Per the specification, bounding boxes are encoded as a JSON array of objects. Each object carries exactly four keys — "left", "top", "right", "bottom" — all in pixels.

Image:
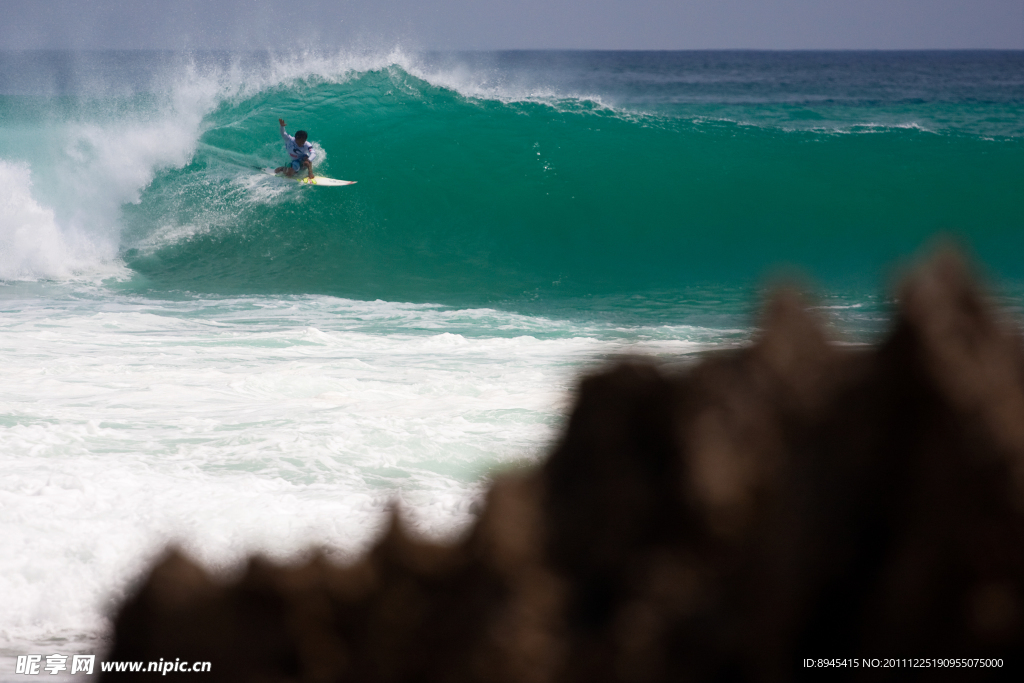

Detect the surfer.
[{"left": 275, "top": 118, "right": 316, "bottom": 180}]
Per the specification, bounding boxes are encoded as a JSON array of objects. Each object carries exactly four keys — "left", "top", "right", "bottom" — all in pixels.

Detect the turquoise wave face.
[{"left": 120, "top": 65, "right": 1024, "bottom": 305}]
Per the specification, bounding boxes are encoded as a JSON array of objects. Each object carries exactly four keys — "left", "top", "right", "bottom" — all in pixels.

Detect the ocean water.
[{"left": 1, "top": 49, "right": 1022, "bottom": 674}]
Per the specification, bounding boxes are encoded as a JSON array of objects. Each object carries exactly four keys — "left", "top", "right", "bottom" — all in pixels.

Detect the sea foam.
[{"left": 0, "top": 288, "right": 717, "bottom": 662}]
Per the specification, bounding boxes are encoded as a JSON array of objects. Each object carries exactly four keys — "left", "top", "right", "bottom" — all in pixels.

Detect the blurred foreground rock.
[{"left": 103, "top": 253, "right": 1024, "bottom": 681}]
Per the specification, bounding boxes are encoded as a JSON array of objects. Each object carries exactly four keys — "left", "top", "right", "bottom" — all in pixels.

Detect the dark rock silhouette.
[{"left": 102, "top": 252, "right": 1024, "bottom": 681}]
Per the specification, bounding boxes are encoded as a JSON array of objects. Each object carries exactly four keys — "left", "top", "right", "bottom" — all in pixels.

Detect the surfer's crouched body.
[{"left": 275, "top": 118, "right": 316, "bottom": 180}]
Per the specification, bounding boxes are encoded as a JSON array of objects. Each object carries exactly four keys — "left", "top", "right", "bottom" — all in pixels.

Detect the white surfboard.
[{"left": 261, "top": 168, "right": 356, "bottom": 187}]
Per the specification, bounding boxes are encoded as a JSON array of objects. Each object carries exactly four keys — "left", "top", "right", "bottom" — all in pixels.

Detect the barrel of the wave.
[{"left": 123, "top": 56, "right": 1024, "bottom": 305}]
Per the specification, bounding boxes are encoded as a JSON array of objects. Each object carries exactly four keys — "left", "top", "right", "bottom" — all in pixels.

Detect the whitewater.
[{"left": 0, "top": 49, "right": 1022, "bottom": 676}]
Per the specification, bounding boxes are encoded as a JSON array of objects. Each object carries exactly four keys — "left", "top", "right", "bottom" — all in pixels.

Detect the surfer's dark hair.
[{"left": 295, "top": 130, "right": 308, "bottom": 141}]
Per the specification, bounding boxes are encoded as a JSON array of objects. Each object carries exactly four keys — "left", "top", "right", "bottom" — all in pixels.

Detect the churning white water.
[{"left": 0, "top": 281, "right": 728, "bottom": 676}]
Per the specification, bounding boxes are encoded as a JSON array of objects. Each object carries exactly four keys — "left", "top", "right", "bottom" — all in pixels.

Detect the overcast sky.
[{"left": 1, "top": 0, "right": 1021, "bottom": 50}]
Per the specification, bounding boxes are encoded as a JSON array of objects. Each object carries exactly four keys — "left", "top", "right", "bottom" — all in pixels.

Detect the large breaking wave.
[{"left": 3, "top": 51, "right": 1022, "bottom": 304}]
